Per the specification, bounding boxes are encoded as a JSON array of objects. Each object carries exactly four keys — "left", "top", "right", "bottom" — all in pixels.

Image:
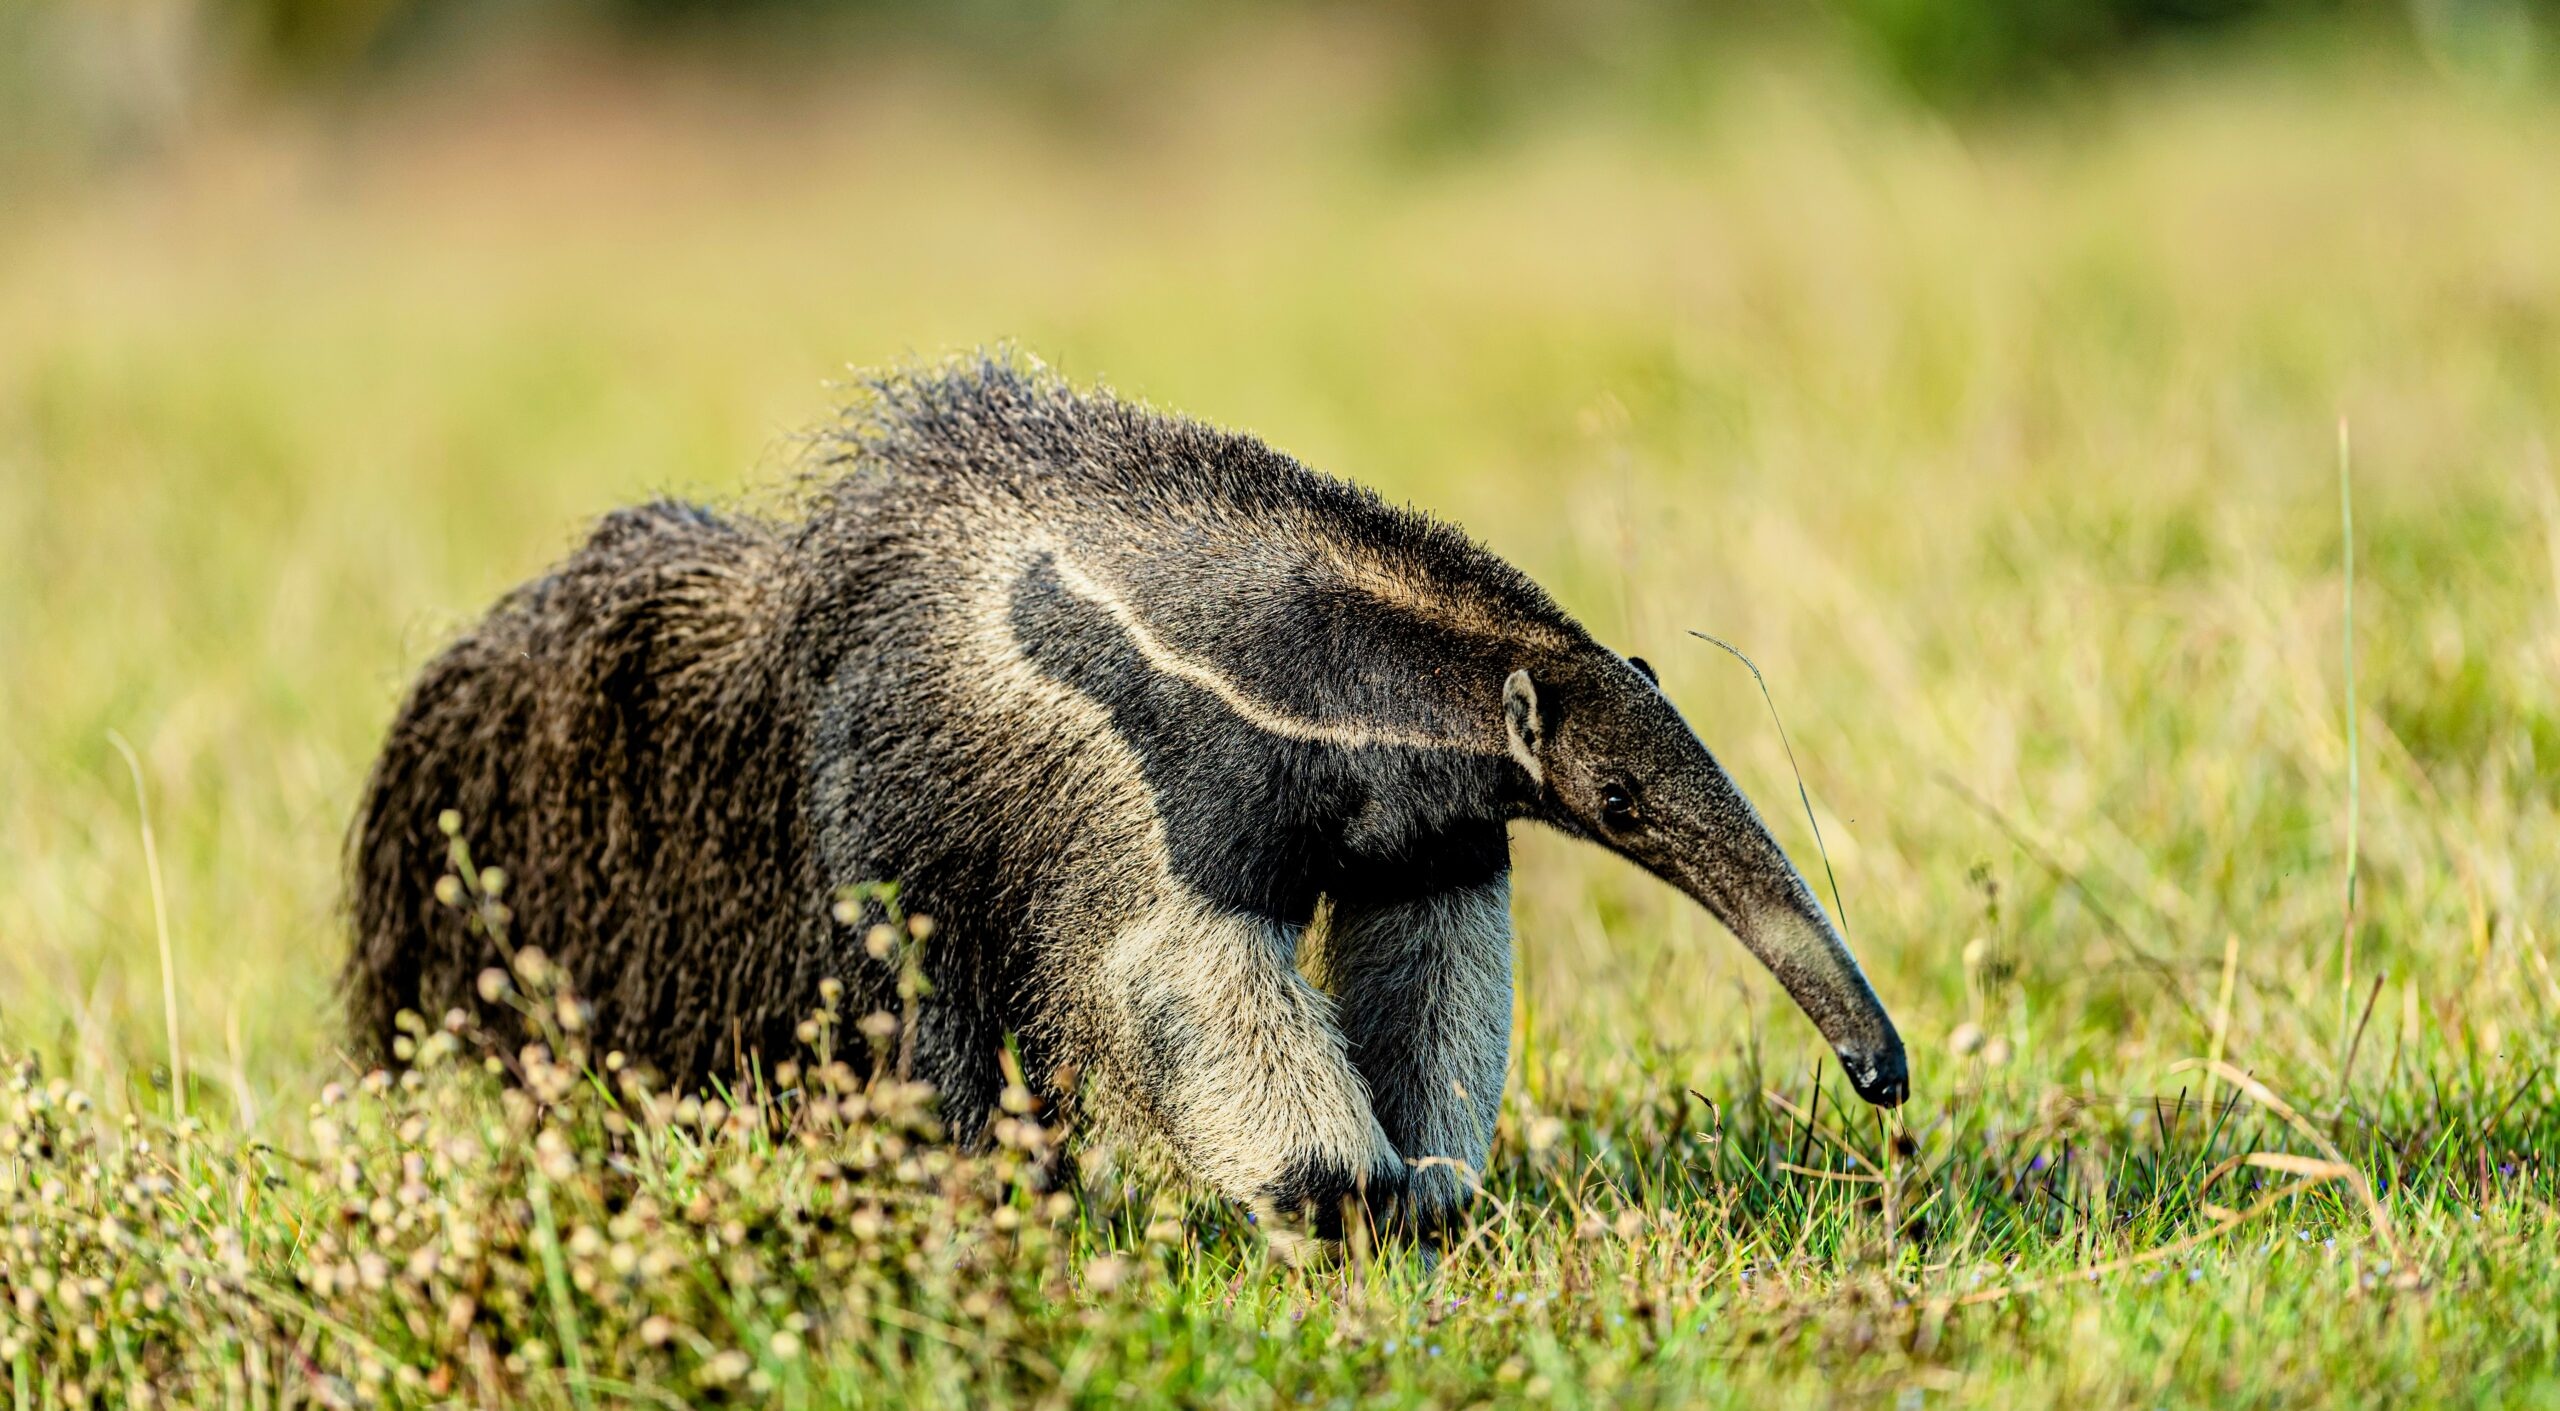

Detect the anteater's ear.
[
  {"left": 1627, "top": 656, "right": 1658, "bottom": 686},
  {"left": 1503, "top": 669, "right": 1545, "bottom": 787}
]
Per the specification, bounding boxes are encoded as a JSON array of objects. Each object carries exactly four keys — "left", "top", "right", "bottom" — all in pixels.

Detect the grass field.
[{"left": 4, "top": 31, "right": 2559, "bottom": 1407}]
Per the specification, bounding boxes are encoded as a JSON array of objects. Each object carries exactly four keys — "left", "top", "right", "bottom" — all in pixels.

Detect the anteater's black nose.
[{"left": 1841, "top": 1043, "right": 1910, "bottom": 1108}]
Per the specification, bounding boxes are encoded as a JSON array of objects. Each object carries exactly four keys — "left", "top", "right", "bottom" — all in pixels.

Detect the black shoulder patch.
[{"left": 1009, "top": 554, "right": 1507, "bottom": 922}]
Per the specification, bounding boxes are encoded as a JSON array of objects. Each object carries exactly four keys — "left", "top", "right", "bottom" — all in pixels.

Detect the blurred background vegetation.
[{"left": 5, "top": 0, "right": 2558, "bottom": 186}]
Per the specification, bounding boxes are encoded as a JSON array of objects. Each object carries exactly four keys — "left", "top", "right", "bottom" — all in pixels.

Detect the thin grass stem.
[
  {"left": 107, "top": 731, "right": 184, "bottom": 1120},
  {"left": 2338, "top": 417, "right": 2362, "bottom": 1061},
  {"left": 1687, "top": 631, "right": 1848, "bottom": 935}
]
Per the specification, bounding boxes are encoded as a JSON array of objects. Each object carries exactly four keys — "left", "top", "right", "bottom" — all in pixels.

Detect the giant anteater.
[{"left": 348, "top": 358, "right": 1907, "bottom": 1243}]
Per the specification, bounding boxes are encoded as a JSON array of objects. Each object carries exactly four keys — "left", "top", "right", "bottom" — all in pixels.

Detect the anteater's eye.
[{"left": 1599, "top": 783, "right": 1641, "bottom": 831}]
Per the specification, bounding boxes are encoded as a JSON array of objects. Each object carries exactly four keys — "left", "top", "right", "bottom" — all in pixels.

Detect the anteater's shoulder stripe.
[{"left": 1045, "top": 555, "right": 1501, "bottom": 755}]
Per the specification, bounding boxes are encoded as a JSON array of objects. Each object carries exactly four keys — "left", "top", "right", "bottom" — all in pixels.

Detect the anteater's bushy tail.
[{"left": 343, "top": 501, "right": 836, "bottom": 1083}]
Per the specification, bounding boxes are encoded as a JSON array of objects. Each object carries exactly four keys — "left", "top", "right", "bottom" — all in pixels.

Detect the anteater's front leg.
[
  {"left": 1101, "top": 894, "right": 1405, "bottom": 1249},
  {"left": 1304, "top": 876, "right": 1514, "bottom": 1240}
]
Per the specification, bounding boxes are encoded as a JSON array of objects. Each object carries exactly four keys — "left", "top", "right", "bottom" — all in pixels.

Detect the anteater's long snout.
[{"left": 1696, "top": 889, "right": 1908, "bottom": 1108}]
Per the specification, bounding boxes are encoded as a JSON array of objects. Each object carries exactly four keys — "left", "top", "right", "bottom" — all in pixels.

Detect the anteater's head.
[{"left": 1501, "top": 653, "right": 1908, "bottom": 1106}]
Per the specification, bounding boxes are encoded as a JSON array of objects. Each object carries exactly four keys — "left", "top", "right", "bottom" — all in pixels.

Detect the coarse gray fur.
[{"left": 346, "top": 356, "right": 1907, "bottom": 1245}]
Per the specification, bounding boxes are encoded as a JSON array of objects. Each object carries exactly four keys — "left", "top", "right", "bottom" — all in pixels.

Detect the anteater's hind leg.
[
  {"left": 906, "top": 991, "right": 1005, "bottom": 1147},
  {"left": 1304, "top": 876, "right": 1513, "bottom": 1240},
  {"left": 1093, "top": 892, "right": 1405, "bottom": 1253}
]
